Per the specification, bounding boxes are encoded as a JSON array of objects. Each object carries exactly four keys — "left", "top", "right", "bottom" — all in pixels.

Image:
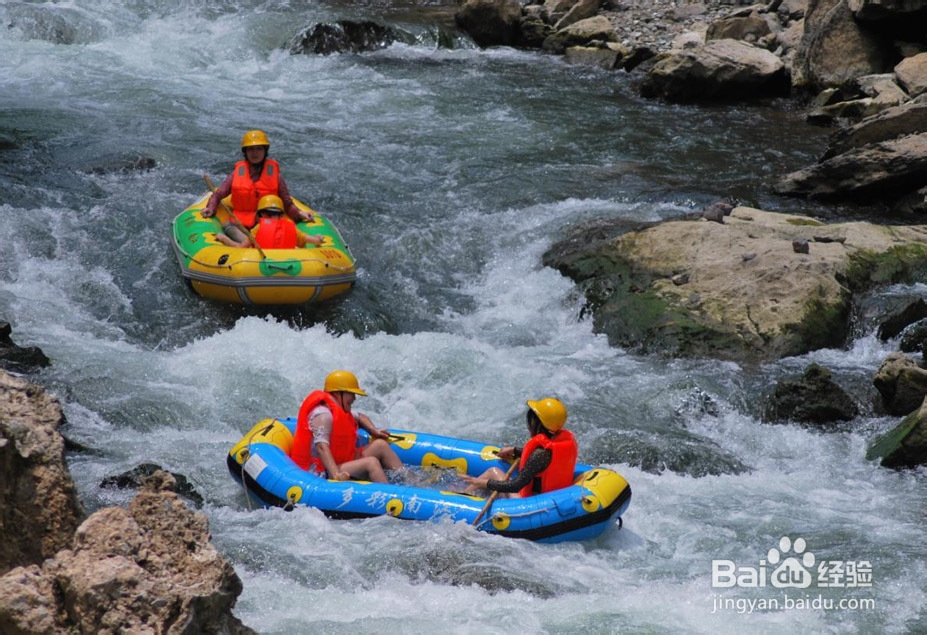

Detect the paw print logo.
[{"left": 768, "top": 536, "right": 815, "bottom": 589}]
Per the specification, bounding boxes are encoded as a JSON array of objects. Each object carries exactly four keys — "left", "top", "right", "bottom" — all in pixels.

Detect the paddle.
[
  {"left": 202, "top": 174, "right": 266, "bottom": 259},
  {"left": 472, "top": 460, "right": 518, "bottom": 527}
]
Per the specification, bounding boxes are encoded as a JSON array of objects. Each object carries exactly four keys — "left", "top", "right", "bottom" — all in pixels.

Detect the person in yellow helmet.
[
  {"left": 460, "top": 398, "right": 578, "bottom": 498},
  {"left": 217, "top": 195, "right": 326, "bottom": 249},
  {"left": 290, "top": 370, "right": 402, "bottom": 483},
  {"left": 203, "top": 129, "right": 315, "bottom": 247}
]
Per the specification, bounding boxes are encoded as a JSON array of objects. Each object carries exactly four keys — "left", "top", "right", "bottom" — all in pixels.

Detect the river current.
[{"left": 2, "top": 1, "right": 925, "bottom": 633}]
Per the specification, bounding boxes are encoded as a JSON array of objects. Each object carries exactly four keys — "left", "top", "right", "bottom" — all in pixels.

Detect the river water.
[{"left": 2, "top": 1, "right": 925, "bottom": 633}]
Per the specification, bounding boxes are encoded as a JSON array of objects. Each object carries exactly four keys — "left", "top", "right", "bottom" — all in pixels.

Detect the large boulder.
[
  {"left": 872, "top": 352, "right": 927, "bottom": 415},
  {"left": 0, "top": 366, "right": 254, "bottom": 633},
  {"left": 805, "top": 73, "right": 910, "bottom": 126},
  {"left": 792, "top": 0, "right": 892, "bottom": 95},
  {"left": 639, "top": 39, "right": 789, "bottom": 102},
  {"left": 0, "top": 371, "right": 82, "bottom": 576},
  {"left": 542, "top": 15, "right": 618, "bottom": 54},
  {"left": 894, "top": 52, "right": 927, "bottom": 99},
  {"left": 543, "top": 206, "right": 927, "bottom": 362},
  {"left": 705, "top": 14, "right": 773, "bottom": 43},
  {"left": 774, "top": 131, "right": 927, "bottom": 201},
  {"left": 455, "top": 0, "right": 523, "bottom": 48},
  {"left": 553, "top": 0, "right": 603, "bottom": 31}
]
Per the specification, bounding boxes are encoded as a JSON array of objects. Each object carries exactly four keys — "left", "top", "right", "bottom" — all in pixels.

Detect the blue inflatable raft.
[{"left": 227, "top": 417, "right": 631, "bottom": 543}]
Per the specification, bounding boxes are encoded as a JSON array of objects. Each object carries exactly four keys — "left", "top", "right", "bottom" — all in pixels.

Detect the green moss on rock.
[
  {"left": 867, "top": 405, "right": 927, "bottom": 468},
  {"left": 844, "top": 244, "right": 927, "bottom": 291}
]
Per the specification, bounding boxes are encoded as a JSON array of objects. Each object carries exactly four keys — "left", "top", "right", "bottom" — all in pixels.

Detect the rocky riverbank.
[
  {"left": 291, "top": 1, "right": 927, "bottom": 215},
  {"left": 452, "top": 0, "right": 927, "bottom": 215},
  {"left": 0, "top": 364, "right": 253, "bottom": 634}
]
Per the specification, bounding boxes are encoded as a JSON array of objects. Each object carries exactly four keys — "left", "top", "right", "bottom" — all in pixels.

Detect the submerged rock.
[
  {"left": 82, "top": 153, "right": 157, "bottom": 175},
  {"left": 100, "top": 462, "right": 204, "bottom": 508},
  {"left": 289, "top": 20, "right": 401, "bottom": 55},
  {"left": 764, "top": 363, "right": 859, "bottom": 425},
  {"left": 0, "top": 321, "right": 50, "bottom": 374}
]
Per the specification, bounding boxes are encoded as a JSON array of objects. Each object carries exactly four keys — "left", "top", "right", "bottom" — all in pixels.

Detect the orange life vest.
[
  {"left": 518, "top": 429, "right": 578, "bottom": 497},
  {"left": 253, "top": 216, "right": 298, "bottom": 249},
  {"left": 290, "top": 390, "right": 358, "bottom": 472},
  {"left": 230, "top": 158, "right": 280, "bottom": 228}
]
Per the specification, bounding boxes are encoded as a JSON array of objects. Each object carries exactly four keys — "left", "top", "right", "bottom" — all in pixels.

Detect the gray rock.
[{"left": 763, "top": 362, "right": 860, "bottom": 425}]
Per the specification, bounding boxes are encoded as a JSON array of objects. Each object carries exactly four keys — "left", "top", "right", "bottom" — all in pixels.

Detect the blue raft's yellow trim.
[{"left": 227, "top": 417, "right": 631, "bottom": 543}]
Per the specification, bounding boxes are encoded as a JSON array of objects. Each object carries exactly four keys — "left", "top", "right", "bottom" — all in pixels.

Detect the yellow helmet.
[
  {"left": 324, "top": 370, "right": 367, "bottom": 396},
  {"left": 526, "top": 397, "right": 567, "bottom": 432},
  {"left": 257, "top": 194, "right": 284, "bottom": 214},
  {"left": 241, "top": 129, "right": 270, "bottom": 149}
]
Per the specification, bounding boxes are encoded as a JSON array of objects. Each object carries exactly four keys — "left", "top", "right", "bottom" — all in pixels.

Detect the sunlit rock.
[
  {"left": 544, "top": 207, "right": 927, "bottom": 362},
  {"left": 0, "top": 370, "right": 81, "bottom": 576},
  {"left": 873, "top": 352, "right": 927, "bottom": 415},
  {"left": 0, "top": 470, "right": 254, "bottom": 634},
  {"left": 0, "top": 366, "right": 253, "bottom": 633},
  {"left": 639, "top": 39, "right": 788, "bottom": 102}
]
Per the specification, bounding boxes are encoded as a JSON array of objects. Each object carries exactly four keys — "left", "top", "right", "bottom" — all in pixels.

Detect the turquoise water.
[{"left": 1, "top": 1, "right": 923, "bottom": 632}]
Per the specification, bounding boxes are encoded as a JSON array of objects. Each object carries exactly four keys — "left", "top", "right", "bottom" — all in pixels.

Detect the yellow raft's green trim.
[{"left": 171, "top": 193, "right": 357, "bottom": 305}]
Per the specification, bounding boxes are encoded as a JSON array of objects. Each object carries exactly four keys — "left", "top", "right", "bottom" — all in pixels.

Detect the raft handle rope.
[
  {"left": 283, "top": 492, "right": 298, "bottom": 512},
  {"left": 238, "top": 419, "right": 281, "bottom": 512},
  {"left": 472, "top": 501, "right": 578, "bottom": 530},
  {"left": 174, "top": 241, "right": 356, "bottom": 272},
  {"left": 473, "top": 490, "right": 626, "bottom": 530},
  {"left": 238, "top": 452, "right": 252, "bottom": 512}
]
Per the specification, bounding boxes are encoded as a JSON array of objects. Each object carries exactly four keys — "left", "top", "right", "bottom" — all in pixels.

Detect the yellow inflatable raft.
[{"left": 170, "top": 193, "right": 356, "bottom": 305}]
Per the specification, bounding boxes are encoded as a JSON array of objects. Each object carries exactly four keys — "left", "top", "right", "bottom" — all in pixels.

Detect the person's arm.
[
  {"left": 486, "top": 447, "right": 551, "bottom": 494},
  {"left": 203, "top": 174, "right": 233, "bottom": 217},
  {"left": 315, "top": 442, "right": 349, "bottom": 481},
  {"left": 356, "top": 412, "right": 389, "bottom": 440},
  {"left": 277, "top": 174, "right": 313, "bottom": 222},
  {"left": 296, "top": 230, "right": 323, "bottom": 248}
]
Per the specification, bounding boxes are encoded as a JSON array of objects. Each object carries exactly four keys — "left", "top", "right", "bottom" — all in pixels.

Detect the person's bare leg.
[
  {"left": 217, "top": 224, "right": 250, "bottom": 248},
  {"left": 362, "top": 439, "right": 402, "bottom": 470},
  {"left": 341, "top": 456, "right": 388, "bottom": 483},
  {"left": 215, "top": 233, "right": 245, "bottom": 247},
  {"left": 463, "top": 467, "right": 506, "bottom": 494}
]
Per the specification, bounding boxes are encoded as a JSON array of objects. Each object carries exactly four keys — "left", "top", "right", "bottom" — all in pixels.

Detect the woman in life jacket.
[
  {"left": 290, "top": 370, "right": 402, "bottom": 483},
  {"left": 220, "top": 195, "right": 325, "bottom": 249},
  {"left": 202, "top": 129, "right": 314, "bottom": 247},
  {"left": 460, "top": 397, "right": 578, "bottom": 498}
]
